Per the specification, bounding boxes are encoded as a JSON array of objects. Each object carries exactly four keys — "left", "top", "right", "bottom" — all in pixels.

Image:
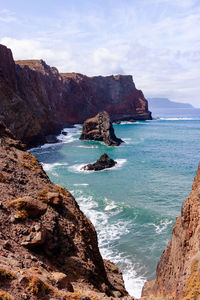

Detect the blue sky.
[{"left": 0, "top": 0, "right": 200, "bottom": 107}]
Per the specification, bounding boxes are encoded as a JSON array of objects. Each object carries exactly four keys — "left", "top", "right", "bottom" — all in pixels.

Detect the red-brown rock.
[
  {"left": 0, "top": 44, "right": 151, "bottom": 148},
  {"left": 0, "top": 122, "right": 133, "bottom": 299},
  {"left": 142, "top": 164, "right": 200, "bottom": 300}
]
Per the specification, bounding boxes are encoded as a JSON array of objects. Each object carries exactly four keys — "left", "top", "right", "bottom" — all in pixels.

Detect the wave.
[
  {"left": 73, "top": 183, "right": 89, "bottom": 186},
  {"left": 68, "top": 158, "right": 127, "bottom": 173},
  {"left": 159, "top": 117, "right": 195, "bottom": 121},
  {"left": 150, "top": 219, "right": 173, "bottom": 234},
  {"left": 77, "top": 145, "right": 99, "bottom": 149},
  {"left": 72, "top": 191, "right": 145, "bottom": 298},
  {"left": 56, "top": 124, "right": 82, "bottom": 144},
  {"left": 114, "top": 158, "right": 127, "bottom": 169},
  {"left": 30, "top": 124, "right": 82, "bottom": 151},
  {"left": 118, "top": 121, "right": 139, "bottom": 125},
  {"left": 42, "top": 162, "right": 68, "bottom": 172}
]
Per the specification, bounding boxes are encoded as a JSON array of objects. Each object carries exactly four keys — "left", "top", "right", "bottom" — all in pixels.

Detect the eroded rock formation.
[
  {"left": 82, "top": 153, "right": 117, "bottom": 171},
  {"left": 0, "top": 44, "right": 151, "bottom": 147},
  {"left": 80, "top": 111, "right": 123, "bottom": 146},
  {"left": 0, "top": 122, "right": 134, "bottom": 299},
  {"left": 141, "top": 164, "right": 200, "bottom": 300}
]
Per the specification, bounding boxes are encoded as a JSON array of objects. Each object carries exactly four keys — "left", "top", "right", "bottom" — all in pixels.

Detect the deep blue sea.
[{"left": 31, "top": 107, "right": 200, "bottom": 298}]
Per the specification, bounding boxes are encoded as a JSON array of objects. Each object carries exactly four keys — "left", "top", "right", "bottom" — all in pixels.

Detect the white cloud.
[
  {"left": 1, "top": 1, "right": 200, "bottom": 107},
  {"left": 0, "top": 9, "right": 16, "bottom": 23}
]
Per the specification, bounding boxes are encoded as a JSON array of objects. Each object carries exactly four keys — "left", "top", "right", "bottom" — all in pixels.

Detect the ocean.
[{"left": 31, "top": 108, "right": 200, "bottom": 298}]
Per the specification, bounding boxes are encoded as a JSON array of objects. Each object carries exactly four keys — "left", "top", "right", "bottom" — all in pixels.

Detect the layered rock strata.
[
  {"left": 82, "top": 153, "right": 117, "bottom": 171},
  {"left": 0, "top": 122, "right": 133, "bottom": 299},
  {"left": 142, "top": 164, "right": 200, "bottom": 300},
  {"left": 80, "top": 111, "right": 123, "bottom": 146},
  {"left": 0, "top": 44, "right": 151, "bottom": 147}
]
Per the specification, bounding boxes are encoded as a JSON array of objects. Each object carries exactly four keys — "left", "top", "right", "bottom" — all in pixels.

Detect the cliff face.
[
  {"left": 142, "top": 164, "right": 200, "bottom": 300},
  {"left": 0, "top": 44, "right": 151, "bottom": 147},
  {"left": 0, "top": 122, "right": 133, "bottom": 299}
]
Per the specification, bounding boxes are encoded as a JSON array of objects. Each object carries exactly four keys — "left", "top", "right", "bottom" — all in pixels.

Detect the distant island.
[
  {"left": 148, "top": 98, "right": 194, "bottom": 109},
  {"left": 147, "top": 97, "right": 200, "bottom": 119}
]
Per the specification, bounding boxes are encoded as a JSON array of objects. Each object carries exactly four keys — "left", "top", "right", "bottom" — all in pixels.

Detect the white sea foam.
[
  {"left": 154, "top": 220, "right": 172, "bottom": 234},
  {"left": 56, "top": 124, "right": 81, "bottom": 144},
  {"left": 119, "top": 121, "right": 139, "bottom": 125},
  {"left": 149, "top": 219, "right": 173, "bottom": 234},
  {"left": 73, "top": 183, "right": 89, "bottom": 186},
  {"left": 71, "top": 191, "right": 144, "bottom": 297},
  {"left": 68, "top": 163, "right": 91, "bottom": 173},
  {"left": 160, "top": 117, "right": 194, "bottom": 121},
  {"left": 104, "top": 200, "right": 118, "bottom": 211},
  {"left": 123, "top": 268, "right": 146, "bottom": 298},
  {"left": 30, "top": 124, "right": 82, "bottom": 151},
  {"left": 77, "top": 145, "right": 99, "bottom": 148},
  {"left": 42, "top": 162, "right": 68, "bottom": 172},
  {"left": 69, "top": 158, "right": 127, "bottom": 173},
  {"left": 114, "top": 158, "right": 127, "bottom": 169}
]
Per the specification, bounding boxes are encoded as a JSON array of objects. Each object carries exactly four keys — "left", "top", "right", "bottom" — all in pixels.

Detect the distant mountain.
[{"left": 148, "top": 98, "right": 194, "bottom": 109}]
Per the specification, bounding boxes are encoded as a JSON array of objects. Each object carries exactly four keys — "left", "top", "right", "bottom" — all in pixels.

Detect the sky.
[{"left": 0, "top": 0, "right": 200, "bottom": 107}]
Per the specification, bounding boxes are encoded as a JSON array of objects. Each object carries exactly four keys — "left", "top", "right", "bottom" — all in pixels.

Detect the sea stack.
[
  {"left": 82, "top": 153, "right": 117, "bottom": 171},
  {"left": 80, "top": 111, "right": 123, "bottom": 146},
  {"left": 142, "top": 164, "right": 200, "bottom": 300}
]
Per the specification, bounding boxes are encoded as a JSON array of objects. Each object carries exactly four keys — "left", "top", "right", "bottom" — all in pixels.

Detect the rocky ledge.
[
  {"left": 80, "top": 111, "right": 123, "bottom": 146},
  {"left": 141, "top": 164, "right": 200, "bottom": 300},
  {"left": 82, "top": 153, "right": 117, "bottom": 171},
  {"left": 0, "top": 122, "right": 134, "bottom": 300}
]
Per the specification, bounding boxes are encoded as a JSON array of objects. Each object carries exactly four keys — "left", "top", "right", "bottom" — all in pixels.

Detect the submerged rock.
[
  {"left": 45, "top": 134, "right": 59, "bottom": 144},
  {"left": 80, "top": 111, "right": 123, "bottom": 146},
  {"left": 82, "top": 153, "right": 117, "bottom": 171}
]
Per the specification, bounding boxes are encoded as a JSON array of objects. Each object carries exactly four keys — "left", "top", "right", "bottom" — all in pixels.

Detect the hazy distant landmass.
[
  {"left": 148, "top": 98, "right": 194, "bottom": 109},
  {"left": 147, "top": 98, "right": 200, "bottom": 119}
]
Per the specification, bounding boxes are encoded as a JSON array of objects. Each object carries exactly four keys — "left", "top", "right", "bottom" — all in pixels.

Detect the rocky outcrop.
[
  {"left": 141, "top": 164, "right": 200, "bottom": 300},
  {"left": 82, "top": 153, "right": 117, "bottom": 171},
  {"left": 0, "top": 122, "right": 134, "bottom": 299},
  {"left": 80, "top": 111, "right": 123, "bottom": 146},
  {"left": 0, "top": 44, "right": 151, "bottom": 147}
]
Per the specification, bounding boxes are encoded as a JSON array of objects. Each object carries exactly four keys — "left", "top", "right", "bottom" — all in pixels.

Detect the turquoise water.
[{"left": 31, "top": 117, "right": 200, "bottom": 298}]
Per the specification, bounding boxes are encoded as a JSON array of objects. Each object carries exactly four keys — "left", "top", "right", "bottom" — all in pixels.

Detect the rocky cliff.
[
  {"left": 142, "top": 164, "right": 200, "bottom": 300},
  {"left": 0, "top": 121, "right": 134, "bottom": 299},
  {"left": 0, "top": 44, "right": 151, "bottom": 148}
]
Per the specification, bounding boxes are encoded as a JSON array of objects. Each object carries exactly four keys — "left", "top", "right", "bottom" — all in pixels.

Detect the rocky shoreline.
[
  {"left": 1, "top": 43, "right": 200, "bottom": 300},
  {"left": 0, "top": 44, "right": 151, "bottom": 148},
  {"left": 0, "top": 122, "right": 134, "bottom": 300}
]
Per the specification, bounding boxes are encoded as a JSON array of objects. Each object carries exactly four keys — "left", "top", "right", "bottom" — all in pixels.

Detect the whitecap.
[
  {"left": 114, "top": 158, "right": 127, "bottom": 169},
  {"left": 71, "top": 191, "right": 144, "bottom": 298},
  {"left": 73, "top": 183, "right": 89, "bottom": 186},
  {"left": 159, "top": 117, "right": 194, "bottom": 121},
  {"left": 77, "top": 145, "right": 99, "bottom": 149},
  {"left": 68, "top": 158, "right": 127, "bottom": 173},
  {"left": 68, "top": 163, "right": 93, "bottom": 173},
  {"left": 42, "top": 162, "right": 68, "bottom": 172},
  {"left": 149, "top": 219, "right": 173, "bottom": 234},
  {"left": 119, "top": 121, "right": 139, "bottom": 125}
]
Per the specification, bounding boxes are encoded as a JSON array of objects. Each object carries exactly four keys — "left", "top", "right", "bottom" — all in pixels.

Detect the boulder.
[
  {"left": 21, "top": 224, "right": 47, "bottom": 247},
  {"left": 45, "top": 134, "right": 59, "bottom": 144},
  {"left": 82, "top": 153, "right": 117, "bottom": 171},
  {"left": 51, "top": 272, "right": 73, "bottom": 291},
  {"left": 8, "top": 197, "right": 47, "bottom": 219},
  {"left": 80, "top": 111, "right": 123, "bottom": 146}
]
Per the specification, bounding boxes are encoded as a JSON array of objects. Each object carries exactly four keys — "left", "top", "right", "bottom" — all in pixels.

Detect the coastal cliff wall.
[
  {"left": 0, "top": 122, "right": 133, "bottom": 299},
  {"left": 0, "top": 44, "right": 151, "bottom": 147},
  {"left": 142, "top": 164, "right": 200, "bottom": 300}
]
